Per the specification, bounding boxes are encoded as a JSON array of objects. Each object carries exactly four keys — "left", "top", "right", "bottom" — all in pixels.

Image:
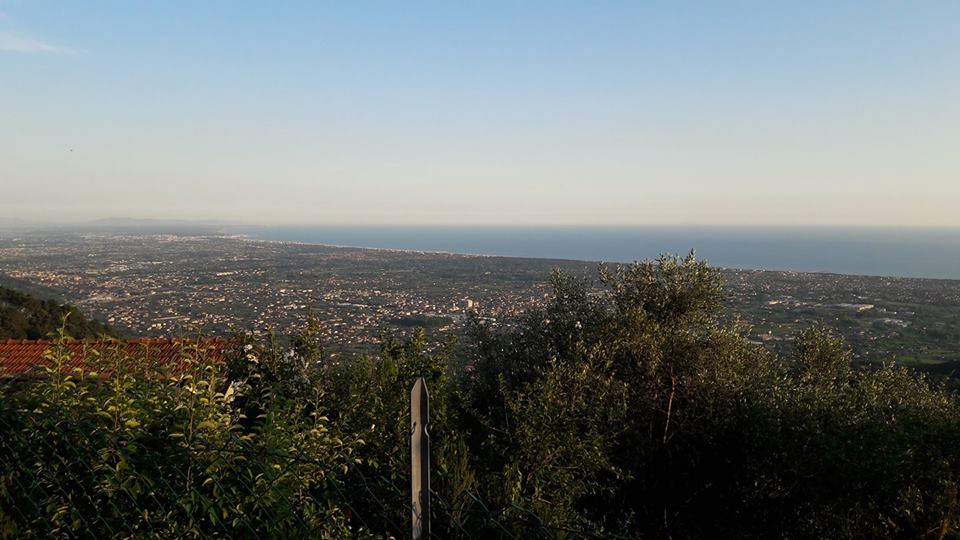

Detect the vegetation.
[
  {"left": 0, "top": 286, "right": 116, "bottom": 339},
  {"left": 1, "top": 254, "right": 959, "bottom": 538}
]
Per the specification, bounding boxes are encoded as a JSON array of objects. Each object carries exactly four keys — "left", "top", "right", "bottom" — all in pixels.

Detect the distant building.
[{"left": 835, "top": 303, "right": 875, "bottom": 312}]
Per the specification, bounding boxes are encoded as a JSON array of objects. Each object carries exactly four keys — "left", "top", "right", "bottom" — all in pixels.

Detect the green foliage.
[
  {"left": 460, "top": 253, "right": 960, "bottom": 539},
  {"left": 0, "top": 327, "right": 358, "bottom": 539},
  {"left": 3, "top": 254, "right": 960, "bottom": 539},
  {"left": 0, "top": 286, "right": 116, "bottom": 339},
  {"left": 794, "top": 325, "right": 853, "bottom": 381}
]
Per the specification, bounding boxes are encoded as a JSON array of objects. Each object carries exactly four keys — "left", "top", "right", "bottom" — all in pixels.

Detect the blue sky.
[{"left": 1, "top": 1, "right": 958, "bottom": 226}]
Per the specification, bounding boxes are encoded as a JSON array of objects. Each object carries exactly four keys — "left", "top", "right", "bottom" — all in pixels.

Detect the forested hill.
[{"left": 0, "top": 286, "right": 116, "bottom": 339}]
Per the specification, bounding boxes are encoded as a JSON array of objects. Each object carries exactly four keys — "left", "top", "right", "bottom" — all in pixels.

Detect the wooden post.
[{"left": 411, "top": 377, "right": 431, "bottom": 539}]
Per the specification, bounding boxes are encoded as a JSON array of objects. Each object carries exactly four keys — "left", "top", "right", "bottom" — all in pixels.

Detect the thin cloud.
[{"left": 0, "top": 31, "right": 73, "bottom": 55}]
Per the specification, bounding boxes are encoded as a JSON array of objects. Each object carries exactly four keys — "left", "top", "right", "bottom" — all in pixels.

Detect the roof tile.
[{"left": 0, "top": 338, "right": 234, "bottom": 377}]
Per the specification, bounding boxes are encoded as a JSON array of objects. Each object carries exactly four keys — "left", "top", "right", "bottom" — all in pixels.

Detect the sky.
[{"left": 1, "top": 1, "right": 958, "bottom": 227}]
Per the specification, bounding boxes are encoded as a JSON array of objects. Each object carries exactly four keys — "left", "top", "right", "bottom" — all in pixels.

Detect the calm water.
[{"left": 234, "top": 226, "right": 960, "bottom": 280}]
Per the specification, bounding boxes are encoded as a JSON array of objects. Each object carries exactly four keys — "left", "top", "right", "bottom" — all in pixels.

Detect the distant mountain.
[
  {"left": 83, "top": 217, "right": 237, "bottom": 234},
  {"left": 0, "top": 285, "right": 117, "bottom": 340},
  {"left": 0, "top": 217, "right": 240, "bottom": 235},
  {"left": 89, "top": 217, "right": 235, "bottom": 227},
  {"left": 0, "top": 217, "right": 34, "bottom": 231}
]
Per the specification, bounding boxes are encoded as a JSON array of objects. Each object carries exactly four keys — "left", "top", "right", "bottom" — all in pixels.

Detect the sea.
[{"left": 228, "top": 226, "right": 960, "bottom": 281}]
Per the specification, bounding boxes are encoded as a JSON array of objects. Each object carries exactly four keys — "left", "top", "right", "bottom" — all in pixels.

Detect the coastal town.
[
  {"left": 1, "top": 231, "right": 959, "bottom": 367},
  {"left": 0, "top": 232, "right": 560, "bottom": 355}
]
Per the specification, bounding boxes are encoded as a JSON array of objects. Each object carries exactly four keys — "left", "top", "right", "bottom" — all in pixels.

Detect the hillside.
[{"left": 0, "top": 285, "right": 116, "bottom": 339}]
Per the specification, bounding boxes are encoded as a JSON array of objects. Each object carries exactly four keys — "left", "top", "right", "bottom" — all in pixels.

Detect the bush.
[
  {"left": 459, "top": 253, "right": 960, "bottom": 539},
  {"left": 0, "top": 332, "right": 359, "bottom": 539}
]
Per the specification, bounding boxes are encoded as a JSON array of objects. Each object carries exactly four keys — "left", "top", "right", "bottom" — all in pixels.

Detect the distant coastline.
[
  {"left": 230, "top": 225, "right": 960, "bottom": 281},
  {"left": 4, "top": 223, "right": 957, "bottom": 280}
]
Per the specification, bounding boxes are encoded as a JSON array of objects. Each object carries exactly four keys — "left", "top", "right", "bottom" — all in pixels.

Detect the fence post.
[{"left": 411, "top": 377, "right": 431, "bottom": 539}]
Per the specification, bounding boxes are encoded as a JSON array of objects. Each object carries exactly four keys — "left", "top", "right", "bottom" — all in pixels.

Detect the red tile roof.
[{"left": 0, "top": 338, "right": 235, "bottom": 377}]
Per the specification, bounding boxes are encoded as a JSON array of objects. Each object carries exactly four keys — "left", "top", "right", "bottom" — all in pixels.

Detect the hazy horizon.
[
  {"left": 4, "top": 216, "right": 960, "bottom": 231},
  {"left": 2, "top": 2, "right": 958, "bottom": 226}
]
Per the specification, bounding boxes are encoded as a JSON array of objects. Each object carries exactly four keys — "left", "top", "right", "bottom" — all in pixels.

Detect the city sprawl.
[{"left": 1, "top": 231, "right": 958, "bottom": 370}]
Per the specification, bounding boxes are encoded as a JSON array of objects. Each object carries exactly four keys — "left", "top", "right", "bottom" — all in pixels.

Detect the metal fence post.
[{"left": 411, "top": 377, "right": 431, "bottom": 539}]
